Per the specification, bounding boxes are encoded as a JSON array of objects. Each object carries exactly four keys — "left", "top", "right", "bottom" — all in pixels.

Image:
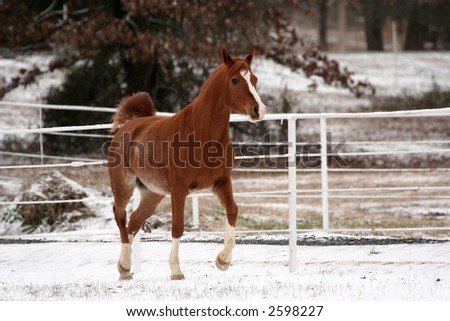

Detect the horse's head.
[{"left": 221, "top": 49, "right": 267, "bottom": 123}]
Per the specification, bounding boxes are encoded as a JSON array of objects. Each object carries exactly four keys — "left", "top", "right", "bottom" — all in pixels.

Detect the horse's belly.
[
  {"left": 139, "top": 173, "right": 170, "bottom": 195},
  {"left": 146, "top": 181, "right": 170, "bottom": 195},
  {"left": 187, "top": 168, "right": 229, "bottom": 193}
]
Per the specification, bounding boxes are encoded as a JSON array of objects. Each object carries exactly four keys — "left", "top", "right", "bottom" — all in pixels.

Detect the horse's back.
[{"left": 112, "top": 116, "right": 165, "bottom": 139}]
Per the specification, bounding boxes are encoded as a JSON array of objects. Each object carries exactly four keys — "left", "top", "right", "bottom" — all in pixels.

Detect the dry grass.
[
  {"left": 1, "top": 163, "right": 449, "bottom": 239},
  {"left": 228, "top": 170, "right": 450, "bottom": 238}
]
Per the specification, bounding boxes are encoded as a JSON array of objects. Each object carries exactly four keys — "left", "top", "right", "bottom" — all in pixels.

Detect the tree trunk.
[
  {"left": 337, "top": 0, "right": 347, "bottom": 52},
  {"left": 318, "top": 0, "right": 328, "bottom": 51},
  {"left": 404, "top": 0, "right": 423, "bottom": 50},
  {"left": 362, "top": 0, "right": 384, "bottom": 51}
]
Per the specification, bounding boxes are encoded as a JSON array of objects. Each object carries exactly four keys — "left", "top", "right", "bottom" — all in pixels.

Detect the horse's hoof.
[
  {"left": 215, "top": 255, "right": 230, "bottom": 271},
  {"left": 119, "top": 273, "right": 133, "bottom": 281},
  {"left": 170, "top": 274, "right": 185, "bottom": 280},
  {"left": 117, "top": 262, "right": 133, "bottom": 281}
]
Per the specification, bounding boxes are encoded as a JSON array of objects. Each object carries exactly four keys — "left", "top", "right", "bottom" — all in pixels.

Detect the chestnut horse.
[{"left": 108, "top": 49, "right": 266, "bottom": 280}]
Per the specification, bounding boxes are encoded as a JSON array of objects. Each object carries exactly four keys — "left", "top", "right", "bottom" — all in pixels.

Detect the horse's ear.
[
  {"left": 221, "top": 48, "right": 233, "bottom": 66},
  {"left": 245, "top": 48, "right": 256, "bottom": 65}
]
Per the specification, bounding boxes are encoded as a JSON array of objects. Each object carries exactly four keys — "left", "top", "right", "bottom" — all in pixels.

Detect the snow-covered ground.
[
  {"left": 0, "top": 55, "right": 65, "bottom": 103},
  {"left": 328, "top": 52, "right": 450, "bottom": 97},
  {"left": 0, "top": 55, "right": 64, "bottom": 141},
  {"left": 2, "top": 51, "right": 450, "bottom": 108},
  {"left": 0, "top": 239, "right": 449, "bottom": 300},
  {"left": 252, "top": 51, "right": 450, "bottom": 113}
]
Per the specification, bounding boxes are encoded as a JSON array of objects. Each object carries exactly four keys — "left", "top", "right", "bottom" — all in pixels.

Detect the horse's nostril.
[{"left": 252, "top": 106, "right": 259, "bottom": 116}]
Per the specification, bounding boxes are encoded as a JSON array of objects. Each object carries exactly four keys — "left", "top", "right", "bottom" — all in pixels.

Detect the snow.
[
  {"left": 0, "top": 55, "right": 65, "bottom": 141},
  {"left": 328, "top": 52, "right": 450, "bottom": 97},
  {"left": 329, "top": 53, "right": 449, "bottom": 93},
  {"left": 0, "top": 176, "right": 22, "bottom": 196},
  {"left": 0, "top": 55, "right": 65, "bottom": 103},
  {"left": 250, "top": 52, "right": 450, "bottom": 114},
  {"left": 0, "top": 239, "right": 449, "bottom": 300}
]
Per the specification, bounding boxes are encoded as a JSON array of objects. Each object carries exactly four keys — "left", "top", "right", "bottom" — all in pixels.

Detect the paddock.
[
  {"left": 0, "top": 101, "right": 450, "bottom": 300},
  {"left": 0, "top": 239, "right": 449, "bottom": 300}
]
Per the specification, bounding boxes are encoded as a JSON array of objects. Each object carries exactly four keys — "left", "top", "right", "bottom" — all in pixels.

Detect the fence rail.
[{"left": 1, "top": 101, "right": 450, "bottom": 272}]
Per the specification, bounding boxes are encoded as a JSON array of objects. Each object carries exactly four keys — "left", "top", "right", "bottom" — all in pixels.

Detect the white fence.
[{"left": 1, "top": 101, "right": 450, "bottom": 272}]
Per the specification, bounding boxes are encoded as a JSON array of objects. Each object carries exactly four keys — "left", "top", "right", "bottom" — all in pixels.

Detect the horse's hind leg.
[
  {"left": 169, "top": 187, "right": 188, "bottom": 280},
  {"left": 116, "top": 185, "right": 164, "bottom": 280},
  {"left": 127, "top": 189, "right": 165, "bottom": 237},
  {"left": 213, "top": 176, "right": 238, "bottom": 272},
  {"left": 111, "top": 176, "right": 135, "bottom": 280}
]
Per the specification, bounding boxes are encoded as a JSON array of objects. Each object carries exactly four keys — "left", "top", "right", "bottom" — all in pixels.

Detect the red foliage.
[{"left": 0, "top": 0, "right": 374, "bottom": 100}]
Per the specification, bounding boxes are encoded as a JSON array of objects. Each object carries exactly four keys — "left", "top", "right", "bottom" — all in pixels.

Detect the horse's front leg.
[
  {"left": 213, "top": 176, "right": 238, "bottom": 271},
  {"left": 169, "top": 188, "right": 188, "bottom": 280}
]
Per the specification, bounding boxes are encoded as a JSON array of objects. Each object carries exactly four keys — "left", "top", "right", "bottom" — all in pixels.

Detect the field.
[
  {"left": 1, "top": 167, "right": 449, "bottom": 237},
  {"left": 1, "top": 240, "right": 449, "bottom": 300},
  {"left": 1, "top": 165, "right": 449, "bottom": 300},
  {"left": 1, "top": 52, "right": 450, "bottom": 301}
]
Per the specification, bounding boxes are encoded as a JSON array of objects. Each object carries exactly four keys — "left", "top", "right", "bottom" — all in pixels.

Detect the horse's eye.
[{"left": 231, "top": 78, "right": 238, "bottom": 85}]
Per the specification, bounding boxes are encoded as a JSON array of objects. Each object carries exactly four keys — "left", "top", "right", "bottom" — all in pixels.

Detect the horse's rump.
[{"left": 110, "top": 92, "right": 156, "bottom": 133}]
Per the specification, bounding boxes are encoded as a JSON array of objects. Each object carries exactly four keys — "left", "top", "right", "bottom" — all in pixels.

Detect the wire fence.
[
  {"left": 1, "top": 101, "right": 450, "bottom": 271},
  {"left": 1, "top": 101, "right": 450, "bottom": 207}
]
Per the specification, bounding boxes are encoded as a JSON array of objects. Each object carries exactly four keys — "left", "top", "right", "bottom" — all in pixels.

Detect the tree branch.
[
  {"left": 125, "top": 13, "right": 138, "bottom": 32},
  {"left": 34, "top": 0, "right": 58, "bottom": 22}
]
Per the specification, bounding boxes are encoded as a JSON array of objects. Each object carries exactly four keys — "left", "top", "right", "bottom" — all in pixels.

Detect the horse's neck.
[{"left": 184, "top": 76, "right": 231, "bottom": 142}]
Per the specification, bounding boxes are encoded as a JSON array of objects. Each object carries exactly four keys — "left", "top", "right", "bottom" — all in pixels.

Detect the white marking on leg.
[
  {"left": 219, "top": 223, "right": 236, "bottom": 263},
  {"left": 119, "top": 243, "right": 132, "bottom": 271},
  {"left": 132, "top": 233, "right": 141, "bottom": 274},
  {"left": 169, "top": 238, "right": 184, "bottom": 278},
  {"left": 240, "top": 70, "right": 267, "bottom": 122},
  {"left": 118, "top": 234, "right": 134, "bottom": 271}
]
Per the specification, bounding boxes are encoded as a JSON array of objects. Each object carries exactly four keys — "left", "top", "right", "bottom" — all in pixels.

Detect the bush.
[
  {"left": 371, "top": 87, "right": 450, "bottom": 112},
  {"left": 2, "top": 170, "right": 95, "bottom": 233},
  {"left": 44, "top": 57, "right": 120, "bottom": 156}
]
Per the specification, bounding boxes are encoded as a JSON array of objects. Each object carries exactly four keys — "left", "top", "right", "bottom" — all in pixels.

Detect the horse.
[{"left": 107, "top": 49, "right": 266, "bottom": 280}]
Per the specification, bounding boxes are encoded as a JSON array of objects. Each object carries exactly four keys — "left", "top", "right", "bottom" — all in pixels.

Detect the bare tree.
[
  {"left": 337, "top": 0, "right": 347, "bottom": 52},
  {"left": 361, "top": 0, "right": 385, "bottom": 51},
  {"left": 318, "top": 0, "right": 329, "bottom": 51}
]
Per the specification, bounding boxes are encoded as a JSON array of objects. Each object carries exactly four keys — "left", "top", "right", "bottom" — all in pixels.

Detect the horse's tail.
[{"left": 110, "top": 92, "right": 156, "bottom": 133}]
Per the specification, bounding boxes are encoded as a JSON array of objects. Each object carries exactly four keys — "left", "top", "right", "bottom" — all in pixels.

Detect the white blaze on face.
[{"left": 240, "top": 70, "right": 267, "bottom": 122}]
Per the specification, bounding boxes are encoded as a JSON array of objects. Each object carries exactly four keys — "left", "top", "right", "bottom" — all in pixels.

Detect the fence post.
[
  {"left": 192, "top": 195, "right": 200, "bottom": 229},
  {"left": 288, "top": 117, "right": 297, "bottom": 273},
  {"left": 320, "top": 117, "right": 329, "bottom": 230},
  {"left": 38, "top": 107, "right": 44, "bottom": 165},
  {"left": 132, "top": 189, "right": 141, "bottom": 274}
]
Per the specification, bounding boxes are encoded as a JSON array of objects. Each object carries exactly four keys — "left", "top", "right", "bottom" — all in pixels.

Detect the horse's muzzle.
[{"left": 248, "top": 103, "right": 267, "bottom": 123}]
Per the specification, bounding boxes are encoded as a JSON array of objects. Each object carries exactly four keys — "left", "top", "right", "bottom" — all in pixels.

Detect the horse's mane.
[
  {"left": 198, "top": 59, "right": 249, "bottom": 95},
  {"left": 227, "top": 59, "right": 249, "bottom": 76},
  {"left": 110, "top": 59, "right": 250, "bottom": 133}
]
